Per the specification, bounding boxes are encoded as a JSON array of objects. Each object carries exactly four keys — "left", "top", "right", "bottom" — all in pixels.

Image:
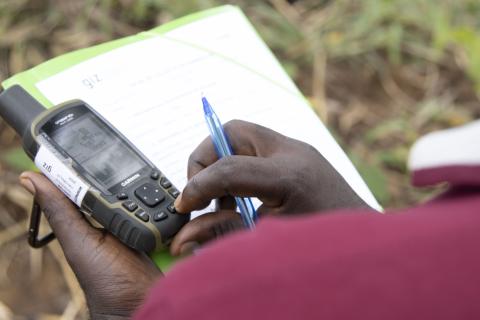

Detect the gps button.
[
  {"left": 135, "top": 210, "right": 149, "bottom": 222},
  {"left": 160, "top": 178, "right": 172, "bottom": 189},
  {"left": 150, "top": 171, "right": 160, "bottom": 180},
  {"left": 116, "top": 192, "right": 128, "bottom": 200},
  {"left": 169, "top": 188, "right": 180, "bottom": 198},
  {"left": 167, "top": 203, "right": 176, "bottom": 214},
  {"left": 153, "top": 211, "right": 168, "bottom": 222},
  {"left": 122, "top": 200, "right": 138, "bottom": 212},
  {"left": 135, "top": 183, "right": 165, "bottom": 207}
]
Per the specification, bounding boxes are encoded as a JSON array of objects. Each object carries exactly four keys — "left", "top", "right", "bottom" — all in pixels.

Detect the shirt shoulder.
[{"left": 135, "top": 191, "right": 480, "bottom": 320}]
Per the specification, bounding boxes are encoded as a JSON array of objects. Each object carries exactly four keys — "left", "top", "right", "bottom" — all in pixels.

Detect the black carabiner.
[{"left": 28, "top": 201, "right": 55, "bottom": 248}]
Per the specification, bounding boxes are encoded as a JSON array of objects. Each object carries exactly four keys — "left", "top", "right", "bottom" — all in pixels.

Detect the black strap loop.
[{"left": 28, "top": 201, "right": 56, "bottom": 248}]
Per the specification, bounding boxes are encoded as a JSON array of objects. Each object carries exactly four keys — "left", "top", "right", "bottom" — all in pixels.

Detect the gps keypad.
[{"left": 135, "top": 183, "right": 165, "bottom": 207}]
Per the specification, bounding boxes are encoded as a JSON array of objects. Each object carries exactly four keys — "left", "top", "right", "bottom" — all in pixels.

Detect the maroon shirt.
[{"left": 135, "top": 121, "right": 480, "bottom": 319}]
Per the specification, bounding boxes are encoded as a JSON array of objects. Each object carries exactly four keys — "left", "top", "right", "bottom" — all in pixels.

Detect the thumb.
[
  {"left": 170, "top": 210, "right": 243, "bottom": 256},
  {"left": 19, "top": 171, "right": 96, "bottom": 251}
]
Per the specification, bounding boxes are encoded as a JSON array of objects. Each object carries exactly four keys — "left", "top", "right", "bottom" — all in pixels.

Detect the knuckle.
[
  {"left": 223, "top": 119, "right": 246, "bottom": 134},
  {"left": 187, "top": 152, "right": 202, "bottom": 169},
  {"left": 187, "top": 151, "right": 209, "bottom": 179},
  {"left": 305, "top": 143, "right": 322, "bottom": 157},
  {"left": 295, "top": 139, "right": 321, "bottom": 157}
]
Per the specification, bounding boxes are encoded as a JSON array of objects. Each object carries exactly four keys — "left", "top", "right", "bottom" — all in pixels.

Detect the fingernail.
[
  {"left": 174, "top": 193, "right": 184, "bottom": 212},
  {"left": 19, "top": 174, "right": 36, "bottom": 195},
  {"left": 179, "top": 241, "right": 199, "bottom": 256}
]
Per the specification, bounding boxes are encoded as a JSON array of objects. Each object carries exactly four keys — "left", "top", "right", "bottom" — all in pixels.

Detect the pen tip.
[{"left": 202, "top": 95, "right": 212, "bottom": 115}]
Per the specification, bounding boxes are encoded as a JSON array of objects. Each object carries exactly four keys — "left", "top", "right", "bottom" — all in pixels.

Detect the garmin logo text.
[
  {"left": 121, "top": 173, "right": 140, "bottom": 187},
  {"left": 55, "top": 113, "right": 74, "bottom": 126}
]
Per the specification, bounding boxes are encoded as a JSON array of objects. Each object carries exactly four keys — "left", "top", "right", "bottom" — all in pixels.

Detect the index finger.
[
  {"left": 187, "top": 119, "right": 285, "bottom": 179},
  {"left": 176, "top": 156, "right": 285, "bottom": 214}
]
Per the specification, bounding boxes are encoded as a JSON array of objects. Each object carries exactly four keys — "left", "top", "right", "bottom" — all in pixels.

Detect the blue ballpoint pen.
[{"left": 202, "top": 96, "right": 257, "bottom": 229}]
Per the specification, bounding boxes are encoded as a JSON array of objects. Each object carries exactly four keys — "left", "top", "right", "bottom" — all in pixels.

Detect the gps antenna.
[
  {"left": 0, "top": 85, "right": 46, "bottom": 138},
  {"left": 0, "top": 85, "right": 55, "bottom": 248}
]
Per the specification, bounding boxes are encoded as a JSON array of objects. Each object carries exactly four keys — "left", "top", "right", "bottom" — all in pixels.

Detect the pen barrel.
[
  {"left": 234, "top": 197, "right": 256, "bottom": 229},
  {"left": 205, "top": 113, "right": 233, "bottom": 157},
  {"left": 203, "top": 97, "right": 256, "bottom": 228}
]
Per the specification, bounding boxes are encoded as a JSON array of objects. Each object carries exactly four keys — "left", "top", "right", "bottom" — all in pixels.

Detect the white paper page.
[{"left": 36, "top": 8, "right": 381, "bottom": 214}]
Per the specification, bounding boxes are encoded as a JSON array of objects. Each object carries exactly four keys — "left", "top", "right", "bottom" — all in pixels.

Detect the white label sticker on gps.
[{"left": 34, "top": 145, "right": 89, "bottom": 207}]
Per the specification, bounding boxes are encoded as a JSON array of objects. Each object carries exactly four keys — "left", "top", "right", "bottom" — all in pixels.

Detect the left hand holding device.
[{"left": 20, "top": 171, "right": 161, "bottom": 320}]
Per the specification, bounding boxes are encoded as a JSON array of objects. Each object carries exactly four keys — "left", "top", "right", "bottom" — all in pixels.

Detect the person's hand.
[
  {"left": 19, "top": 172, "right": 161, "bottom": 320},
  {"left": 170, "top": 120, "right": 369, "bottom": 255}
]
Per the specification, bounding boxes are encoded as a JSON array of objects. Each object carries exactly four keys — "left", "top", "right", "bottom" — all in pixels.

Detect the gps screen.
[{"left": 50, "top": 113, "right": 145, "bottom": 190}]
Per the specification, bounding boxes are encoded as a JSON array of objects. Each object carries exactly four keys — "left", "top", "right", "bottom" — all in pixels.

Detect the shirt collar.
[{"left": 408, "top": 120, "right": 480, "bottom": 187}]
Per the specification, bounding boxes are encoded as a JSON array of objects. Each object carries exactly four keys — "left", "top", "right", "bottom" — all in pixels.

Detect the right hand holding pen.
[{"left": 171, "top": 120, "right": 369, "bottom": 255}]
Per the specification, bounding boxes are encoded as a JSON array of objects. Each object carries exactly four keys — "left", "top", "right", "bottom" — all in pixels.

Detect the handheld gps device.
[{"left": 0, "top": 85, "right": 189, "bottom": 252}]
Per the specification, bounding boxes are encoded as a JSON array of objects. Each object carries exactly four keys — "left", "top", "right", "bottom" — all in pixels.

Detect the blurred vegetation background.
[{"left": 0, "top": 0, "right": 478, "bottom": 318}]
